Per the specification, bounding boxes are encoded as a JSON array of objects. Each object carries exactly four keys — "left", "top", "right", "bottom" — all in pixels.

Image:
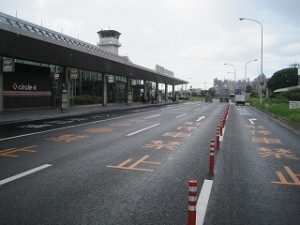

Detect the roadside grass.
[{"left": 249, "top": 97, "right": 300, "bottom": 124}]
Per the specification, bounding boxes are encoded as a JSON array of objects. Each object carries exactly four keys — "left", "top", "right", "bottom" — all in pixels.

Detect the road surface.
[{"left": 0, "top": 102, "right": 299, "bottom": 225}]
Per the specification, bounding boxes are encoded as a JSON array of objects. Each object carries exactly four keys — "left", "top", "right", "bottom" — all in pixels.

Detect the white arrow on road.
[
  {"left": 197, "top": 116, "right": 205, "bottom": 122},
  {"left": 249, "top": 118, "right": 257, "bottom": 125}
]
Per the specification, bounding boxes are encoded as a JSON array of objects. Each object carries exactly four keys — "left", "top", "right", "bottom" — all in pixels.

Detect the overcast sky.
[{"left": 2, "top": 0, "right": 300, "bottom": 89}]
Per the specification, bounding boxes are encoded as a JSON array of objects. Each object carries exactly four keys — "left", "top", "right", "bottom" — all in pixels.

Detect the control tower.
[{"left": 97, "top": 30, "right": 121, "bottom": 55}]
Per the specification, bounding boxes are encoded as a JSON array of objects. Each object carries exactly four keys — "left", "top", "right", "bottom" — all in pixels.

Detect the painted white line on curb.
[
  {"left": 177, "top": 113, "right": 188, "bottom": 118},
  {"left": 0, "top": 164, "right": 52, "bottom": 186},
  {"left": 126, "top": 124, "right": 160, "bottom": 136},
  {"left": 196, "top": 179, "right": 213, "bottom": 225},
  {"left": 144, "top": 114, "right": 161, "bottom": 119}
]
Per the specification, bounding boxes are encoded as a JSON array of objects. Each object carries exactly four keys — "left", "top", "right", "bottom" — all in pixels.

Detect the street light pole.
[
  {"left": 186, "top": 78, "right": 192, "bottom": 101},
  {"left": 224, "top": 63, "right": 236, "bottom": 88},
  {"left": 239, "top": 17, "right": 264, "bottom": 103},
  {"left": 245, "top": 59, "right": 258, "bottom": 91}
]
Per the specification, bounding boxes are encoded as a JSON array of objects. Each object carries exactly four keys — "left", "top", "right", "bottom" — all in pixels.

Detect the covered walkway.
[{"left": 0, "top": 11, "right": 187, "bottom": 112}]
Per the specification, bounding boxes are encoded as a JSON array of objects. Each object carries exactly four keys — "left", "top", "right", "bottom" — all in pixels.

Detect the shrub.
[
  {"left": 72, "top": 95, "right": 101, "bottom": 105},
  {"left": 282, "top": 88, "right": 300, "bottom": 101}
]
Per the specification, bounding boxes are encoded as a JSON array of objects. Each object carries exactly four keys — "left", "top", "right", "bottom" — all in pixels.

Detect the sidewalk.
[{"left": 0, "top": 101, "right": 178, "bottom": 125}]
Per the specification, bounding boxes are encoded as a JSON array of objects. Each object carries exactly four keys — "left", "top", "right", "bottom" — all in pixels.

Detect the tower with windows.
[{"left": 97, "top": 30, "right": 121, "bottom": 55}]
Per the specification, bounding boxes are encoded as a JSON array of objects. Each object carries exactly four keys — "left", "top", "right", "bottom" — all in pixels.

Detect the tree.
[
  {"left": 267, "top": 68, "right": 298, "bottom": 92},
  {"left": 246, "top": 85, "right": 253, "bottom": 93},
  {"left": 208, "top": 87, "right": 216, "bottom": 97}
]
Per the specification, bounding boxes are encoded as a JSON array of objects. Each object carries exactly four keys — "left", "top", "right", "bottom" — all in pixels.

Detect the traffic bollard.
[
  {"left": 216, "top": 128, "right": 220, "bottom": 150},
  {"left": 209, "top": 140, "right": 215, "bottom": 176},
  {"left": 188, "top": 180, "right": 198, "bottom": 225},
  {"left": 222, "top": 116, "right": 226, "bottom": 125},
  {"left": 220, "top": 120, "right": 224, "bottom": 136}
]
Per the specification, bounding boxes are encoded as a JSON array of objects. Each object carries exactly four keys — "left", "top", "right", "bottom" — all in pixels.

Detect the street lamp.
[
  {"left": 239, "top": 17, "right": 264, "bottom": 103},
  {"left": 186, "top": 78, "right": 192, "bottom": 100},
  {"left": 185, "top": 77, "right": 192, "bottom": 91},
  {"left": 224, "top": 63, "right": 236, "bottom": 88},
  {"left": 227, "top": 71, "right": 234, "bottom": 76},
  {"left": 245, "top": 59, "right": 258, "bottom": 81},
  {"left": 245, "top": 59, "right": 258, "bottom": 92}
]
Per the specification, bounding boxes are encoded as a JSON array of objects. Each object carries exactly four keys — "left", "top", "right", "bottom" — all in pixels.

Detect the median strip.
[
  {"left": 126, "top": 124, "right": 160, "bottom": 136},
  {"left": 0, "top": 164, "right": 52, "bottom": 186}
]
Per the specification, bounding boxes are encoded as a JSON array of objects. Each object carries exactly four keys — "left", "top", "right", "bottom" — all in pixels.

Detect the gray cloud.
[{"left": 1, "top": 0, "right": 299, "bottom": 88}]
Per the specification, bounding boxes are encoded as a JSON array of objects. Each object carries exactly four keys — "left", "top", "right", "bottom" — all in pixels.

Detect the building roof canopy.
[{"left": 0, "top": 12, "right": 187, "bottom": 85}]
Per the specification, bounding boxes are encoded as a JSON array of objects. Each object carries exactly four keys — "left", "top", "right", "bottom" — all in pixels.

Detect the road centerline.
[{"left": 126, "top": 124, "right": 160, "bottom": 136}]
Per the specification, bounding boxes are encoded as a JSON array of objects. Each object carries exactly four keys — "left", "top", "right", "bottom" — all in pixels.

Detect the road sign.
[
  {"left": 235, "top": 89, "right": 241, "bottom": 95},
  {"left": 260, "top": 80, "right": 265, "bottom": 86},
  {"left": 3, "top": 58, "right": 15, "bottom": 72},
  {"left": 69, "top": 68, "right": 78, "bottom": 79}
]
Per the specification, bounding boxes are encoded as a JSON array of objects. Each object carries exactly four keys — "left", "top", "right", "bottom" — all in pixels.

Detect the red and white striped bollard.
[
  {"left": 188, "top": 180, "right": 198, "bottom": 225},
  {"left": 209, "top": 140, "right": 215, "bottom": 176},
  {"left": 219, "top": 120, "right": 224, "bottom": 136},
  {"left": 216, "top": 128, "right": 220, "bottom": 150}
]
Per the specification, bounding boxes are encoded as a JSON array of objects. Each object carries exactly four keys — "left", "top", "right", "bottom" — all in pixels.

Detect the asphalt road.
[
  {"left": 1, "top": 102, "right": 299, "bottom": 225},
  {"left": 204, "top": 105, "right": 300, "bottom": 225},
  {"left": 0, "top": 102, "right": 225, "bottom": 225}
]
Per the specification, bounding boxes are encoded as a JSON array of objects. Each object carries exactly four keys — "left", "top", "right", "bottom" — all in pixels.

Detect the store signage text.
[{"left": 12, "top": 82, "right": 38, "bottom": 91}]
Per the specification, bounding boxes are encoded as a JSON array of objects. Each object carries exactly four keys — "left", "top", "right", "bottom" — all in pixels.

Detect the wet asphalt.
[{"left": 0, "top": 102, "right": 299, "bottom": 225}]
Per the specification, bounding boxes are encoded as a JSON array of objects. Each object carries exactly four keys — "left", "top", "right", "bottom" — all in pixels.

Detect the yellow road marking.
[
  {"left": 0, "top": 145, "right": 37, "bottom": 158},
  {"left": 184, "top": 122, "right": 195, "bottom": 126},
  {"left": 246, "top": 124, "right": 256, "bottom": 129},
  {"left": 257, "top": 147, "right": 298, "bottom": 160},
  {"left": 252, "top": 137, "right": 282, "bottom": 145},
  {"left": 273, "top": 171, "right": 289, "bottom": 184},
  {"left": 285, "top": 166, "right": 300, "bottom": 185},
  {"left": 250, "top": 130, "right": 272, "bottom": 135},
  {"left": 143, "top": 140, "right": 181, "bottom": 151},
  {"left": 177, "top": 126, "right": 197, "bottom": 131},
  {"left": 163, "top": 131, "right": 193, "bottom": 138},
  {"left": 106, "top": 166, "right": 154, "bottom": 172},
  {"left": 46, "top": 134, "right": 87, "bottom": 142},
  {"left": 106, "top": 155, "right": 161, "bottom": 172},
  {"left": 116, "top": 159, "right": 133, "bottom": 167},
  {"left": 257, "top": 130, "right": 272, "bottom": 135},
  {"left": 271, "top": 166, "right": 300, "bottom": 186},
  {"left": 85, "top": 128, "right": 112, "bottom": 133}
]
